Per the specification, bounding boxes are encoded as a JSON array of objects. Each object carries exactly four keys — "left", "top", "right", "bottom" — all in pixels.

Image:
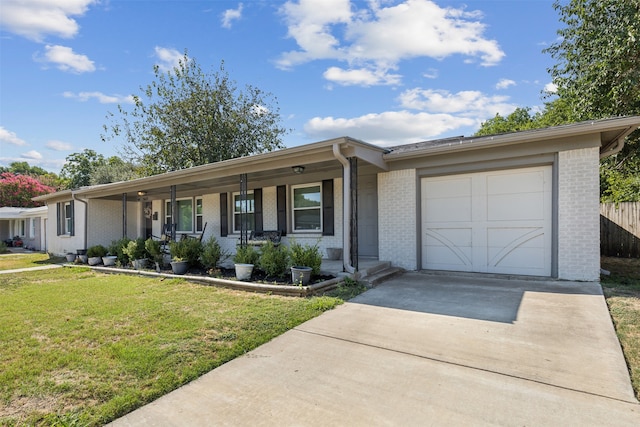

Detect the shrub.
[
  {"left": 233, "top": 245, "right": 259, "bottom": 265},
  {"left": 108, "top": 237, "right": 131, "bottom": 265},
  {"left": 258, "top": 242, "right": 289, "bottom": 277},
  {"left": 86, "top": 245, "right": 107, "bottom": 258},
  {"left": 144, "top": 238, "right": 164, "bottom": 265},
  {"left": 169, "top": 238, "right": 202, "bottom": 266},
  {"left": 289, "top": 239, "right": 322, "bottom": 276},
  {"left": 123, "top": 237, "right": 148, "bottom": 261},
  {"left": 200, "top": 236, "right": 228, "bottom": 270},
  {"left": 0, "top": 241, "right": 8, "bottom": 254}
]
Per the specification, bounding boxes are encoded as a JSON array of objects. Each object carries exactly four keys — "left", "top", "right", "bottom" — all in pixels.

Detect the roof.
[{"left": 0, "top": 206, "right": 48, "bottom": 219}]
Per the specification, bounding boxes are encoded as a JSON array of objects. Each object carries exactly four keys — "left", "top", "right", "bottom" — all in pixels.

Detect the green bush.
[
  {"left": 200, "top": 236, "right": 228, "bottom": 270},
  {"left": 87, "top": 245, "right": 107, "bottom": 258},
  {"left": 123, "top": 237, "right": 148, "bottom": 261},
  {"left": 169, "top": 238, "right": 202, "bottom": 266},
  {"left": 233, "top": 245, "right": 259, "bottom": 265},
  {"left": 258, "top": 242, "right": 289, "bottom": 277},
  {"left": 289, "top": 239, "right": 322, "bottom": 276},
  {"left": 108, "top": 237, "right": 131, "bottom": 265},
  {"left": 144, "top": 238, "right": 164, "bottom": 265},
  {"left": 0, "top": 241, "right": 9, "bottom": 254}
]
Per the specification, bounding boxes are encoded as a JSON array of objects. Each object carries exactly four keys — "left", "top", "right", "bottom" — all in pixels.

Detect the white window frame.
[
  {"left": 195, "top": 198, "right": 204, "bottom": 232},
  {"left": 64, "top": 202, "right": 72, "bottom": 235},
  {"left": 164, "top": 197, "right": 204, "bottom": 234},
  {"left": 291, "top": 183, "right": 322, "bottom": 232},
  {"left": 233, "top": 191, "right": 255, "bottom": 233},
  {"left": 29, "top": 218, "right": 36, "bottom": 238}
]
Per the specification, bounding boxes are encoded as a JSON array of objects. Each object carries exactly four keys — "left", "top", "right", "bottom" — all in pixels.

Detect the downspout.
[
  {"left": 72, "top": 192, "right": 88, "bottom": 250},
  {"left": 332, "top": 143, "right": 356, "bottom": 274}
]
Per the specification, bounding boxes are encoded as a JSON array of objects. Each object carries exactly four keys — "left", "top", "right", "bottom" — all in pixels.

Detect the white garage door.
[{"left": 421, "top": 166, "right": 552, "bottom": 276}]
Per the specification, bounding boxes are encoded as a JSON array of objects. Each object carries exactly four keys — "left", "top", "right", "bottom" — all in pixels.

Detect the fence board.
[{"left": 600, "top": 202, "right": 640, "bottom": 258}]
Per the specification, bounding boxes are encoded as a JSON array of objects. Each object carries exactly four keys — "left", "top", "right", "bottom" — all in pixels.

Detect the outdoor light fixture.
[
  {"left": 137, "top": 191, "right": 147, "bottom": 196},
  {"left": 292, "top": 165, "right": 305, "bottom": 174}
]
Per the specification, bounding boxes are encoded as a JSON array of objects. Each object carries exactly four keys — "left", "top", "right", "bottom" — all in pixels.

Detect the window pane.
[
  {"left": 294, "top": 209, "right": 321, "bottom": 230},
  {"left": 294, "top": 186, "right": 321, "bottom": 208},
  {"left": 234, "top": 213, "right": 255, "bottom": 232},
  {"left": 177, "top": 200, "right": 193, "bottom": 232},
  {"left": 234, "top": 194, "right": 254, "bottom": 213},
  {"left": 196, "top": 199, "right": 203, "bottom": 215}
]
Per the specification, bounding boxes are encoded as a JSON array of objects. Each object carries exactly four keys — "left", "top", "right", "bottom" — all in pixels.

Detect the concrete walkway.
[
  {"left": 110, "top": 273, "right": 639, "bottom": 426},
  {"left": 0, "top": 264, "right": 62, "bottom": 274}
]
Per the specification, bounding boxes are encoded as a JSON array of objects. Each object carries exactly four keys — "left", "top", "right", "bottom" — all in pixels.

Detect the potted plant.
[
  {"left": 289, "top": 239, "right": 322, "bottom": 285},
  {"left": 169, "top": 238, "right": 202, "bottom": 275},
  {"left": 123, "top": 237, "right": 148, "bottom": 269},
  {"left": 102, "top": 253, "right": 118, "bottom": 266},
  {"left": 145, "top": 238, "right": 165, "bottom": 272},
  {"left": 109, "top": 237, "right": 131, "bottom": 267},
  {"left": 65, "top": 252, "right": 76, "bottom": 262},
  {"left": 233, "top": 245, "right": 259, "bottom": 280},
  {"left": 87, "top": 245, "right": 107, "bottom": 266}
]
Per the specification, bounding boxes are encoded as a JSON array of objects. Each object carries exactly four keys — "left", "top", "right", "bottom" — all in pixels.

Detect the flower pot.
[
  {"left": 65, "top": 253, "right": 76, "bottom": 262},
  {"left": 88, "top": 256, "right": 102, "bottom": 266},
  {"left": 78, "top": 255, "right": 88, "bottom": 264},
  {"left": 170, "top": 260, "right": 189, "bottom": 275},
  {"left": 77, "top": 249, "right": 87, "bottom": 256},
  {"left": 291, "top": 266, "right": 312, "bottom": 285},
  {"left": 235, "top": 263, "right": 254, "bottom": 281},
  {"left": 102, "top": 256, "right": 117, "bottom": 266},
  {"left": 132, "top": 258, "right": 147, "bottom": 270},
  {"left": 326, "top": 248, "right": 342, "bottom": 260}
]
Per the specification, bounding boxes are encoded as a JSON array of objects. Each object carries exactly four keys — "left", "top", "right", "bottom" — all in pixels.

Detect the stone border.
[{"left": 65, "top": 264, "right": 344, "bottom": 297}]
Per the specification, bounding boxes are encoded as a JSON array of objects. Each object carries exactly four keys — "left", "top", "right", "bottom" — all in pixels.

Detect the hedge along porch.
[{"left": 34, "top": 137, "right": 389, "bottom": 273}]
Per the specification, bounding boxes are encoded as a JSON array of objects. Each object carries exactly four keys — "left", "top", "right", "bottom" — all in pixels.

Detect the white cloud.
[
  {"left": 398, "top": 88, "right": 517, "bottom": 117},
  {"left": 323, "top": 66, "right": 402, "bottom": 86},
  {"left": 63, "top": 91, "right": 134, "bottom": 104},
  {"left": 21, "top": 150, "right": 43, "bottom": 160},
  {"left": 0, "top": 127, "right": 27, "bottom": 146},
  {"left": 277, "top": 0, "right": 504, "bottom": 86},
  {"left": 221, "top": 3, "right": 244, "bottom": 29},
  {"left": 154, "top": 46, "right": 183, "bottom": 71},
  {"left": 304, "top": 111, "right": 475, "bottom": 146},
  {"left": 0, "top": 0, "right": 98, "bottom": 42},
  {"left": 544, "top": 82, "right": 558, "bottom": 94},
  {"left": 423, "top": 68, "right": 438, "bottom": 79},
  {"left": 39, "top": 45, "right": 95, "bottom": 73},
  {"left": 496, "top": 78, "right": 516, "bottom": 90},
  {"left": 45, "top": 140, "right": 73, "bottom": 151}
]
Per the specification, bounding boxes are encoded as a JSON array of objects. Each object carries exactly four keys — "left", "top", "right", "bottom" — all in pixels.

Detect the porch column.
[
  {"left": 349, "top": 157, "right": 358, "bottom": 270},
  {"left": 170, "top": 185, "right": 177, "bottom": 241},
  {"left": 239, "top": 173, "right": 248, "bottom": 246},
  {"left": 122, "top": 193, "right": 127, "bottom": 238}
]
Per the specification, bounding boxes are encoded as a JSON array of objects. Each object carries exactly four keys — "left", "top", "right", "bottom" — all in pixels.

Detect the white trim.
[
  {"left": 291, "top": 183, "right": 322, "bottom": 232},
  {"left": 232, "top": 191, "right": 254, "bottom": 233}
]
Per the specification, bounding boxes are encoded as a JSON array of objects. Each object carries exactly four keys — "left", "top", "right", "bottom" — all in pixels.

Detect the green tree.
[
  {"left": 60, "top": 149, "right": 106, "bottom": 189},
  {"left": 545, "top": 0, "right": 640, "bottom": 202},
  {"left": 0, "top": 161, "right": 65, "bottom": 190},
  {"left": 90, "top": 157, "right": 139, "bottom": 185},
  {"left": 102, "top": 52, "right": 287, "bottom": 175},
  {"left": 0, "top": 172, "right": 55, "bottom": 207}
]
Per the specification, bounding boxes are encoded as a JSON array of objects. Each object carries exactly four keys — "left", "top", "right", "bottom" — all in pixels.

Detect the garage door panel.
[{"left": 422, "top": 166, "right": 552, "bottom": 277}]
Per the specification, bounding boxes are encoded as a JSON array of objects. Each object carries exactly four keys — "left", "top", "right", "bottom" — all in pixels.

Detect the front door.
[{"left": 358, "top": 173, "right": 379, "bottom": 257}]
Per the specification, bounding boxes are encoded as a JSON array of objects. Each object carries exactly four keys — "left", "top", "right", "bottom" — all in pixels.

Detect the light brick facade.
[
  {"left": 557, "top": 147, "right": 601, "bottom": 281},
  {"left": 377, "top": 169, "right": 417, "bottom": 270}
]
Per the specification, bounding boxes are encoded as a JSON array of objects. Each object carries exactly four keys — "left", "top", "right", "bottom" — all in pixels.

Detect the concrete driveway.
[{"left": 110, "top": 273, "right": 640, "bottom": 426}]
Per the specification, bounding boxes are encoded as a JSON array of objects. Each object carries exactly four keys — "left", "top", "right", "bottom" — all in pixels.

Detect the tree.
[
  {"left": 544, "top": 0, "right": 640, "bottom": 202},
  {"left": 102, "top": 52, "right": 288, "bottom": 175},
  {"left": 60, "top": 149, "right": 106, "bottom": 189},
  {"left": 0, "top": 172, "right": 55, "bottom": 207},
  {"left": 0, "top": 161, "right": 65, "bottom": 190},
  {"left": 90, "top": 156, "right": 139, "bottom": 185}
]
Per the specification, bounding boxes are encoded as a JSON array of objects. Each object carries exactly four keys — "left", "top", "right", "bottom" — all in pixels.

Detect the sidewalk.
[{"left": 0, "top": 264, "right": 62, "bottom": 274}]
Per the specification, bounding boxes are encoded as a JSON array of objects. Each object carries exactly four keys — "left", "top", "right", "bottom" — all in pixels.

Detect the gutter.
[
  {"left": 599, "top": 126, "right": 636, "bottom": 159},
  {"left": 332, "top": 143, "right": 356, "bottom": 274},
  {"left": 72, "top": 192, "right": 89, "bottom": 250}
]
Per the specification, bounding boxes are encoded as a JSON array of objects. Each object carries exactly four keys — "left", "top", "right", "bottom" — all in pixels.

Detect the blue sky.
[{"left": 0, "top": 0, "right": 560, "bottom": 174}]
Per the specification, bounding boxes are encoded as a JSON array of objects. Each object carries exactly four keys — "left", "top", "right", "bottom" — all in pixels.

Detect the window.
[
  {"left": 292, "top": 184, "right": 322, "bottom": 231},
  {"left": 30, "top": 218, "right": 36, "bottom": 238},
  {"left": 19, "top": 219, "right": 26, "bottom": 237},
  {"left": 57, "top": 201, "right": 74, "bottom": 236},
  {"left": 164, "top": 197, "right": 203, "bottom": 233},
  {"left": 233, "top": 192, "right": 254, "bottom": 232}
]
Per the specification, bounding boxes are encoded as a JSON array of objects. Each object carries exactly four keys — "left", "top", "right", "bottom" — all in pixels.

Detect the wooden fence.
[{"left": 600, "top": 202, "right": 640, "bottom": 258}]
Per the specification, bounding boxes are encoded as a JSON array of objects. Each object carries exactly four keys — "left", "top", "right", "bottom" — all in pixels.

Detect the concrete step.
[
  {"left": 360, "top": 261, "right": 391, "bottom": 277},
  {"left": 362, "top": 267, "right": 404, "bottom": 287}
]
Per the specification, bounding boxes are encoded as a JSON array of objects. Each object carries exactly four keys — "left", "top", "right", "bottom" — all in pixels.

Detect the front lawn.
[
  {"left": 0, "top": 267, "right": 343, "bottom": 426},
  {"left": 0, "top": 252, "right": 63, "bottom": 271},
  {"left": 601, "top": 256, "right": 640, "bottom": 400}
]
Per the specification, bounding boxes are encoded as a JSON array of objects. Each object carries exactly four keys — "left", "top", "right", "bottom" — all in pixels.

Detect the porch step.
[{"left": 361, "top": 266, "right": 404, "bottom": 287}]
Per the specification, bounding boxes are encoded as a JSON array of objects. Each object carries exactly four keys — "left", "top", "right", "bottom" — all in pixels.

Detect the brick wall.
[
  {"left": 378, "top": 169, "right": 417, "bottom": 270},
  {"left": 558, "top": 147, "right": 601, "bottom": 281}
]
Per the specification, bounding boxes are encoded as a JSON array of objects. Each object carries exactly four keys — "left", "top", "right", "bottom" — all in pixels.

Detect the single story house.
[
  {"left": 34, "top": 116, "right": 640, "bottom": 281},
  {"left": 0, "top": 206, "right": 48, "bottom": 250}
]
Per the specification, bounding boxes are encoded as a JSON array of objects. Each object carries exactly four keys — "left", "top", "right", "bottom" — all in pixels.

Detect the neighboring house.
[
  {"left": 0, "top": 206, "right": 48, "bottom": 251},
  {"left": 34, "top": 116, "right": 640, "bottom": 281}
]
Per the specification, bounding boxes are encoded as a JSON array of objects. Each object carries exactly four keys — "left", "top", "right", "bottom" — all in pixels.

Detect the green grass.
[
  {"left": 0, "top": 268, "right": 343, "bottom": 426},
  {"left": 0, "top": 252, "right": 64, "bottom": 271},
  {"left": 601, "top": 256, "right": 640, "bottom": 400}
]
